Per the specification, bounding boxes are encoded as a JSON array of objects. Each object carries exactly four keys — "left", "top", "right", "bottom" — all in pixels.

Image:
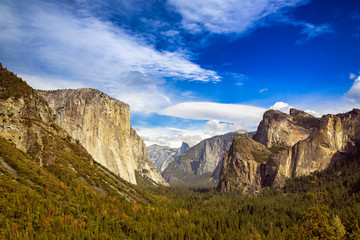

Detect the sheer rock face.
[
  {"left": 268, "top": 109, "right": 360, "bottom": 188},
  {"left": 37, "top": 89, "right": 168, "bottom": 186},
  {"left": 253, "top": 109, "right": 317, "bottom": 148},
  {"left": 218, "top": 109, "right": 360, "bottom": 193},
  {"left": 148, "top": 142, "right": 191, "bottom": 173},
  {"left": 217, "top": 136, "right": 270, "bottom": 194},
  {"left": 162, "top": 131, "right": 249, "bottom": 186}
]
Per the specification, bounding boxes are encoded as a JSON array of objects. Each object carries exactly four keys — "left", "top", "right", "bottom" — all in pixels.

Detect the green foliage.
[
  {"left": 0, "top": 63, "right": 34, "bottom": 100},
  {"left": 2, "top": 127, "right": 360, "bottom": 239},
  {"left": 293, "top": 114, "right": 320, "bottom": 129},
  {"left": 251, "top": 149, "right": 272, "bottom": 163},
  {"left": 268, "top": 144, "right": 289, "bottom": 154},
  {"left": 251, "top": 144, "right": 288, "bottom": 163},
  {"left": 1, "top": 63, "right": 360, "bottom": 239}
]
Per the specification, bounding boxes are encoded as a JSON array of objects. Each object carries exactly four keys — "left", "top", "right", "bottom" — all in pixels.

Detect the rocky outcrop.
[
  {"left": 0, "top": 64, "right": 75, "bottom": 166},
  {"left": 267, "top": 109, "right": 360, "bottom": 188},
  {"left": 217, "top": 136, "right": 271, "bottom": 194},
  {"left": 148, "top": 142, "right": 192, "bottom": 173},
  {"left": 162, "top": 130, "right": 250, "bottom": 186},
  {"left": 253, "top": 109, "right": 318, "bottom": 148},
  {"left": 218, "top": 109, "right": 360, "bottom": 193},
  {"left": 37, "top": 88, "right": 168, "bottom": 186}
]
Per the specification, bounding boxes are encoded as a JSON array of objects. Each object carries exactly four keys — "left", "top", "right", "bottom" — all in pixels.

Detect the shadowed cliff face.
[
  {"left": 217, "top": 136, "right": 271, "bottom": 194},
  {"left": 37, "top": 89, "right": 168, "bottom": 186},
  {"left": 253, "top": 109, "right": 318, "bottom": 148},
  {"left": 218, "top": 109, "right": 360, "bottom": 194}
]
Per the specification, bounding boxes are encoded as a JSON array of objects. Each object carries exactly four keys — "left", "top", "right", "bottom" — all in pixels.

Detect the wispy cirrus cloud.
[
  {"left": 168, "top": 0, "right": 333, "bottom": 44},
  {"left": 295, "top": 22, "right": 334, "bottom": 44},
  {"left": 168, "top": 0, "right": 307, "bottom": 34},
  {"left": 0, "top": 0, "right": 220, "bottom": 113},
  {"left": 350, "top": 73, "right": 358, "bottom": 80}
]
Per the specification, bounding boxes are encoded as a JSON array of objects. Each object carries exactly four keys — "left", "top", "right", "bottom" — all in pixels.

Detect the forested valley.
[{"left": 2, "top": 129, "right": 360, "bottom": 239}]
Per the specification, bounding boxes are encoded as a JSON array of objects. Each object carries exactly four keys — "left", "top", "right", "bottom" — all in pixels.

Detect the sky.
[{"left": 0, "top": 0, "right": 360, "bottom": 147}]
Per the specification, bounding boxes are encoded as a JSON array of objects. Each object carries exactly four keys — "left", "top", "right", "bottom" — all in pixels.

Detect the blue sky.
[{"left": 0, "top": 0, "right": 360, "bottom": 147}]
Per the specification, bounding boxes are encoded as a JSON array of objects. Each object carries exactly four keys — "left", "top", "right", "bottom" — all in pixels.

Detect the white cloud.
[
  {"left": 259, "top": 88, "right": 268, "bottom": 93},
  {"left": 270, "top": 101, "right": 293, "bottom": 113},
  {"left": 136, "top": 122, "right": 245, "bottom": 148},
  {"left": 345, "top": 76, "right": 360, "bottom": 103},
  {"left": 168, "top": 0, "right": 333, "bottom": 44},
  {"left": 350, "top": 73, "right": 357, "bottom": 80},
  {"left": 168, "top": 0, "right": 306, "bottom": 34},
  {"left": 295, "top": 22, "right": 334, "bottom": 44},
  {"left": 159, "top": 102, "right": 266, "bottom": 129},
  {"left": 19, "top": 74, "right": 87, "bottom": 90},
  {"left": 167, "top": 127, "right": 190, "bottom": 133},
  {"left": 270, "top": 101, "right": 348, "bottom": 118},
  {"left": 304, "top": 110, "right": 321, "bottom": 118},
  {"left": 135, "top": 126, "right": 212, "bottom": 148},
  {"left": 206, "top": 120, "right": 228, "bottom": 131},
  {"left": 0, "top": 0, "right": 220, "bottom": 113},
  {"left": 136, "top": 101, "right": 267, "bottom": 148}
]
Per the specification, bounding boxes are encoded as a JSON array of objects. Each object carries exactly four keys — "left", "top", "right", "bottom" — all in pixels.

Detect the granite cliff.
[
  {"left": 0, "top": 64, "right": 148, "bottom": 202},
  {"left": 218, "top": 135, "right": 271, "bottom": 194},
  {"left": 37, "top": 88, "right": 168, "bottom": 186},
  {"left": 267, "top": 109, "right": 360, "bottom": 188},
  {"left": 253, "top": 109, "right": 319, "bottom": 148},
  {"left": 218, "top": 109, "right": 360, "bottom": 193},
  {"left": 148, "top": 142, "right": 192, "bottom": 172},
  {"left": 162, "top": 130, "right": 252, "bottom": 186}
]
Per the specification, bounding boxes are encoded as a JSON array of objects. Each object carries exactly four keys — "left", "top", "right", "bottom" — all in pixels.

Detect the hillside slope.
[{"left": 0, "top": 64, "right": 153, "bottom": 238}]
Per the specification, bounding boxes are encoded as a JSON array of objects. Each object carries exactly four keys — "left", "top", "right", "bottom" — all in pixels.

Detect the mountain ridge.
[
  {"left": 162, "top": 130, "right": 254, "bottom": 186},
  {"left": 148, "top": 142, "right": 192, "bottom": 172},
  {"left": 218, "top": 108, "right": 360, "bottom": 193}
]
